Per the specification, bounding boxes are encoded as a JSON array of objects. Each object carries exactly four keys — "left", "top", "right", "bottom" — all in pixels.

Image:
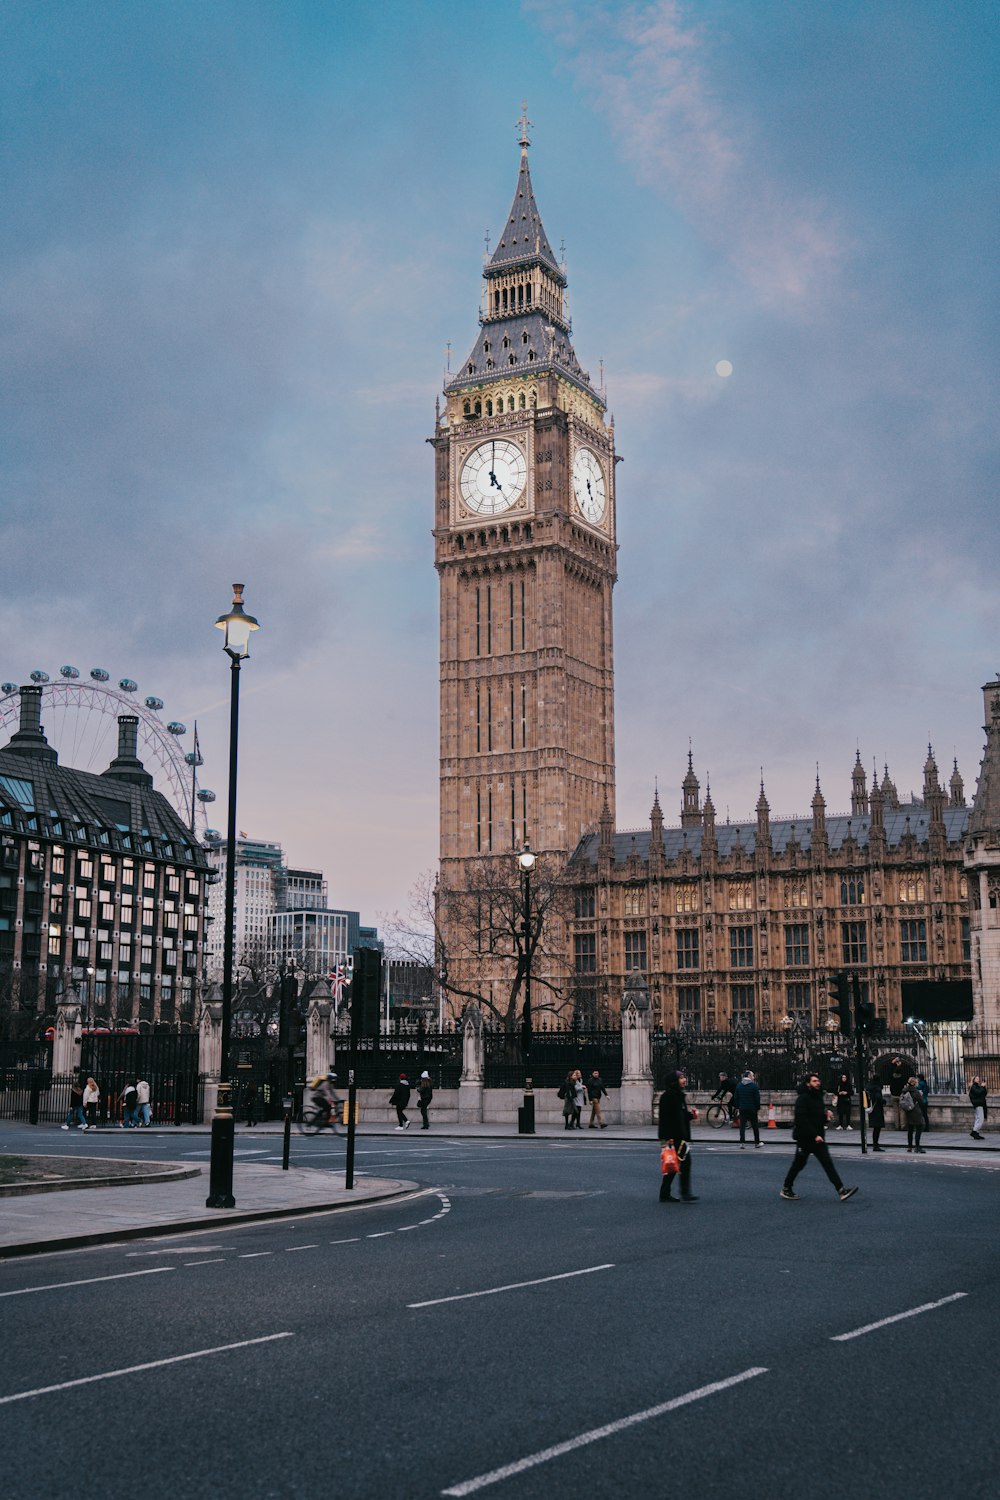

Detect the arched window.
[
  {"left": 522, "top": 332, "right": 529, "bottom": 345},
  {"left": 463, "top": 400, "right": 471, "bottom": 416},
  {"left": 528, "top": 350, "right": 535, "bottom": 362},
  {"left": 486, "top": 399, "right": 493, "bottom": 416},
  {"left": 507, "top": 396, "right": 515, "bottom": 412},
  {"left": 474, "top": 399, "right": 482, "bottom": 416},
  {"left": 519, "top": 392, "right": 526, "bottom": 408},
  {"left": 509, "top": 354, "right": 516, "bottom": 366},
  {"left": 526, "top": 285, "right": 532, "bottom": 305}
]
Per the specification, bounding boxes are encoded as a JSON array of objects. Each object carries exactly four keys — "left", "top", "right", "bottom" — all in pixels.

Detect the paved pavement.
[{"left": 0, "top": 1117, "right": 993, "bottom": 1259}]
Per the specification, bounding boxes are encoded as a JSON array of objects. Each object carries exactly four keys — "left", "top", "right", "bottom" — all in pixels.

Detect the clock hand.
[
  {"left": 489, "top": 470, "right": 502, "bottom": 490},
  {"left": 587, "top": 480, "right": 593, "bottom": 496}
]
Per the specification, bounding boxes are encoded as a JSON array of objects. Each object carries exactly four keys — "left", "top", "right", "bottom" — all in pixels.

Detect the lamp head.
[
  {"left": 518, "top": 842, "right": 536, "bottom": 874},
  {"left": 779, "top": 1014, "right": 794, "bottom": 1031},
  {"left": 215, "top": 584, "right": 260, "bottom": 660}
]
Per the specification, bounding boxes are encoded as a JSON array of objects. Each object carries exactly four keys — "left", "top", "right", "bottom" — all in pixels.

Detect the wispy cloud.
[{"left": 528, "top": 0, "right": 850, "bottom": 307}]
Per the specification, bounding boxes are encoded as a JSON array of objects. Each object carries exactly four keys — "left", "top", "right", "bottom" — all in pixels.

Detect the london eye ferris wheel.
[{"left": 0, "top": 666, "right": 221, "bottom": 846}]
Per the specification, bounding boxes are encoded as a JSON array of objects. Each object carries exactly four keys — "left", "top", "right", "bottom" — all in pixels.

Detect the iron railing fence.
[
  {"left": 483, "top": 1025, "right": 623, "bottom": 1089},
  {"left": 331, "top": 1025, "right": 463, "bottom": 1091},
  {"left": 226, "top": 1038, "right": 298, "bottom": 1122},
  {"left": 653, "top": 1025, "right": 1000, "bottom": 1095},
  {"left": 77, "top": 1033, "right": 201, "bottom": 1126},
  {"left": 0, "top": 1040, "right": 52, "bottom": 1071}
]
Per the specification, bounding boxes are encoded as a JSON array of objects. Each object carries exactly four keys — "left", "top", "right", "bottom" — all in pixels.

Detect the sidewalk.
[
  {"left": 0, "top": 1160, "right": 417, "bottom": 1260},
  {"left": 1, "top": 1120, "right": 993, "bottom": 1260}
]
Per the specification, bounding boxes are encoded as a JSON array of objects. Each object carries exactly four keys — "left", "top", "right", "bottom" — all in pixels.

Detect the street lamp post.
[
  {"left": 518, "top": 842, "right": 536, "bottom": 1136},
  {"left": 206, "top": 584, "right": 260, "bottom": 1209}
]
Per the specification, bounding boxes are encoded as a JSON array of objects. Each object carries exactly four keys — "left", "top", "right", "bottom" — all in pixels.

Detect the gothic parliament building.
[{"left": 433, "top": 125, "right": 1000, "bottom": 1034}]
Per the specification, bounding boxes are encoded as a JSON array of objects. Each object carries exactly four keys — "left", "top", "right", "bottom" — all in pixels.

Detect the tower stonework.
[{"left": 433, "top": 129, "right": 617, "bottom": 915}]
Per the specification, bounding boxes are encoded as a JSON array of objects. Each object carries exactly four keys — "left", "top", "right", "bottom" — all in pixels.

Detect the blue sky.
[{"left": 2, "top": 0, "right": 998, "bottom": 923}]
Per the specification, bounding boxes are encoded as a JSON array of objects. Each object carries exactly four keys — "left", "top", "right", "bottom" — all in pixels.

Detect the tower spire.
[{"left": 518, "top": 100, "right": 532, "bottom": 156}]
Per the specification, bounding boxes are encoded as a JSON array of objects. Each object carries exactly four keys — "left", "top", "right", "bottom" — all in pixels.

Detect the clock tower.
[{"left": 432, "top": 118, "right": 618, "bottom": 901}]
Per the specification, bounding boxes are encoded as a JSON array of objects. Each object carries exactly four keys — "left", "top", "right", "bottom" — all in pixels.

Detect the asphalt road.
[{"left": 2, "top": 1131, "right": 998, "bottom": 1500}]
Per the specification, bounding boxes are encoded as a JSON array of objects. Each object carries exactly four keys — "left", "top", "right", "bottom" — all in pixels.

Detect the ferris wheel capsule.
[
  {"left": 90, "top": 668, "right": 110, "bottom": 682},
  {"left": 203, "top": 828, "right": 222, "bottom": 843},
  {"left": 60, "top": 666, "right": 80, "bottom": 679},
  {"left": 144, "top": 695, "right": 164, "bottom": 711},
  {"left": 1, "top": 683, "right": 16, "bottom": 696},
  {"left": 184, "top": 750, "right": 203, "bottom": 767},
  {"left": 118, "top": 678, "right": 138, "bottom": 694},
  {"left": 29, "top": 670, "right": 50, "bottom": 683},
  {"left": 197, "top": 788, "right": 216, "bottom": 803},
  {"left": 167, "top": 721, "right": 186, "bottom": 735}
]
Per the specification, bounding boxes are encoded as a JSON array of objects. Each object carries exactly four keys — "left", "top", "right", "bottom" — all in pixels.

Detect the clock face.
[
  {"left": 573, "top": 447, "right": 607, "bottom": 525},
  {"left": 460, "top": 439, "right": 526, "bottom": 516}
]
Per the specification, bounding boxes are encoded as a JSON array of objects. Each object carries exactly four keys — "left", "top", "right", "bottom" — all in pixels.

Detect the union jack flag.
[{"left": 328, "top": 965, "right": 348, "bottom": 1003}]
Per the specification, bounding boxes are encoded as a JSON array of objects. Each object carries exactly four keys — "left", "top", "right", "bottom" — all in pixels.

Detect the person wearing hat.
[
  {"left": 657, "top": 1068, "right": 699, "bottom": 1202},
  {"left": 417, "top": 1071, "right": 434, "bottom": 1130},
  {"left": 390, "top": 1073, "right": 411, "bottom": 1129}
]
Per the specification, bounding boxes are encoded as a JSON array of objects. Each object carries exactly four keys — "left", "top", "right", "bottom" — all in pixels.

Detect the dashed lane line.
[
  {"left": 410, "top": 1262, "right": 615, "bottom": 1310},
  {"left": 0, "top": 1268, "right": 173, "bottom": 1298},
  {"left": 0, "top": 1334, "right": 294, "bottom": 1406},
  {"left": 831, "top": 1292, "right": 968, "bottom": 1342},
  {"left": 440, "top": 1367, "right": 769, "bottom": 1495}
]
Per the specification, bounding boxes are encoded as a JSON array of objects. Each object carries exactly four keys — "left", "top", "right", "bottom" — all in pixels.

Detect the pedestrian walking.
[
  {"left": 867, "top": 1081, "right": 886, "bottom": 1151},
  {"left": 734, "top": 1070, "right": 761, "bottom": 1147},
  {"left": 390, "top": 1073, "right": 411, "bottom": 1129},
  {"left": 417, "top": 1071, "right": 433, "bottom": 1130},
  {"left": 244, "top": 1078, "right": 258, "bottom": 1128},
  {"left": 61, "top": 1076, "right": 86, "bottom": 1130},
  {"left": 916, "top": 1074, "right": 931, "bottom": 1132},
  {"left": 901, "top": 1077, "right": 925, "bottom": 1152},
  {"left": 135, "top": 1077, "right": 151, "bottom": 1127},
  {"left": 120, "top": 1078, "right": 138, "bottom": 1128},
  {"left": 968, "top": 1075, "right": 988, "bottom": 1140},
  {"left": 835, "top": 1072, "right": 853, "bottom": 1131},
  {"left": 559, "top": 1071, "right": 576, "bottom": 1129},
  {"left": 657, "top": 1068, "right": 699, "bottom": 1201},
  {"left": 572, "top": 1069, "right": 586, "bottom": 1128},
  {"left": 586, "top": 1070, "right": 608, "bottom": 1129},
  {"left": 780, "top": 1073, "right": 858, "bottom": 1202},
  {"left": 82, "top": 1076, "right": 99, "bottom": 1129},
  {"left": 888, "top": 1057, "right": 908, "bottom": 1128}
]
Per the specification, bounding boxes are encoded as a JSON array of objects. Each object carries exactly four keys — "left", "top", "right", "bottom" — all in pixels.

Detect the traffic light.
[
  {"left": 351, "top": 946, "right": 383, "bottom": 1038},
  {"left": 279, "top": 969, "right": 303, "bottom": 1048},
  {"left": 831, "top": 972, "right": 853, "bottom": 1035},
  {"left": 855, "top": 996, "right": 877, "bottom": 1033}
]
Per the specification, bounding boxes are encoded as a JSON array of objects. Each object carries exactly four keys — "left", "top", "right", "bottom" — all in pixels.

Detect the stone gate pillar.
[
  {"left": 619, "top": 973, "right": 654, "bottom": 1124},
  {"left": 306, "top": 980, "right": 333, "bottom": 1081},
  {"left": 458, "top": 1002, "right": 484, "bottom": 1123},
  {"left": 199, "top": 986, "right": 223, "bottom": 1118},
  {"left": 53, "top": 988, "right": 82, "bottom": 1078}
]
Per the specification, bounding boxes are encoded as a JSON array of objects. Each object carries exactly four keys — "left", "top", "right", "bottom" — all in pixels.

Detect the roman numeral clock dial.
[
  {"left": 460, "top": 439, "right": 526, "bottom": 516},
  {"left": 572, "top": 446, "right": 607, "bottom": 525}
]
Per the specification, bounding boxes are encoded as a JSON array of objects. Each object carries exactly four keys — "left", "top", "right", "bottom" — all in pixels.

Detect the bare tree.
[{"left": 385, "top": 859, "right": 574, "bottom": 1030}]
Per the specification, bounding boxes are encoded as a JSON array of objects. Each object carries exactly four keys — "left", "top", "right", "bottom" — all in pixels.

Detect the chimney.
[
  {"left": 102, "top": 715, "right": 153, "bottom": 787},
  {"left": 3, "top": 685, "right": 58, "bottom": 763}
]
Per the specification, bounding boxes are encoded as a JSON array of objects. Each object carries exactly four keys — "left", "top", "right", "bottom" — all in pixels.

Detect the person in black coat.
[
  {"left": 780, "top": 1074, "right": 858, "bottom": 1202},
  {"left": 867, "top": 1081, "right": 886, "bottom": 1151},
  {"left": 835, "top": 1072, "right": 853, "bottom": 1131},
  {"left": 734, "top": 1071, "right": 762, "bottom": 1147},
  {"left": 969, "top": 1076, "right": 988, "bottom": 1140},
  {"left": 657, "top": 1069, "right": 698, "bottom": 1202},
  {"left": 390, "top": 1074, "right": 411, "bottom": 1129}
]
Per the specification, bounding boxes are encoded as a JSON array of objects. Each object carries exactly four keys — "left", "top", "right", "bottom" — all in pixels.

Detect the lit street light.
[
  {"left": 206, "top": 584, "right": 260, "bottom": 1209},
  {"left": 518, "top": 842, "right": 536, "bottom": 1136}
]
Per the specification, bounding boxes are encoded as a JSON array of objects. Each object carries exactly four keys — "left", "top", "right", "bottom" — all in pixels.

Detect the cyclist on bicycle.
[
  {"left": 309, "top": 1071, "right": 342, "bottom": 1128},
  {"left": 711, "top": 1071, "right": 737, "bottom": 1109}
]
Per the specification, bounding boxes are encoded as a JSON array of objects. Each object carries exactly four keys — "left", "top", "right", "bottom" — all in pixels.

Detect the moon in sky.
[{"left": 715, "top": 360, "right": 733, "bottom": 377}]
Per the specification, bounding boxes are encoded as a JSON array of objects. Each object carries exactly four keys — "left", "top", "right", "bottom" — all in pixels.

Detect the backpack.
[{"left": 900, "top": 1090, "right": 915, "bottom": 1112}]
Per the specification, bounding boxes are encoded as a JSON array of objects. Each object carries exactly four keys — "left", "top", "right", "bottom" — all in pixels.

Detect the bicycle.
[
  {"left": 297, "top": 1101, "right": 342, "bottom": 1137},
  {"left": 705, "top": 1100, "right": 737, "bottom": 1129}
]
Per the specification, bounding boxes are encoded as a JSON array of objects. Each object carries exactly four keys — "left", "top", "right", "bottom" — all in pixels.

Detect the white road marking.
[
  {"left": 237, "top": 1252, "right": 273, "bottom": 1259},
  {"left": 441, "top": 1367, "right": 769, "bottom": 1495},
  {"left": 0, "top": 1334, "right": 294, "bottom": 1406},
  {"left": 284, "top": 1245, "right": 318, "bottom": 1253},
  {"left": 329, "top": 1237, "right": 360, "bottom": 1245},
  {"left": 410, "top": 1263, "right": 615, "bottom": 1309},
  {"left": 0, "top": 1268, "right": 173, "bottom": 1298},
  {"left": 184, "top": 1259, "right": 226, "bottom": 1266},
  {"left": 367, "top": 1232, "right": 394, "bottom": 1239},
  {"left": 831, "top": 1292, "right": 968, "bottom": 1342}
]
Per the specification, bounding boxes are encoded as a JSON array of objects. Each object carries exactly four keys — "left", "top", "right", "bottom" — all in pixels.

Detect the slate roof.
[
  {"left": 447, "top": 310, "right": 595, "bottom": 399},
  {"left": 487, "top": 151, "right": 562, "bottom": 278},
  {"left": 570, "top": 805, "right": 971, "bottom": 868},
  {"left": 0, "top": 744, "right": 207, "bottom": 868}
]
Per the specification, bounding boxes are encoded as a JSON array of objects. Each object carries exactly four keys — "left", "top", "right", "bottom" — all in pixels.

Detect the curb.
[
  {"left": 0, "top": 1181, "right": 421, "bottom": 1261},
  {"left": 0, "top": 1163, "right": 201, "bottom": 1198}
]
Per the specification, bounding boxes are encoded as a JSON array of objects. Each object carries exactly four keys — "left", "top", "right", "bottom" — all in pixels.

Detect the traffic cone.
[{"left": 767, "top": 1101, "right": 777, "bottom": 1129}]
